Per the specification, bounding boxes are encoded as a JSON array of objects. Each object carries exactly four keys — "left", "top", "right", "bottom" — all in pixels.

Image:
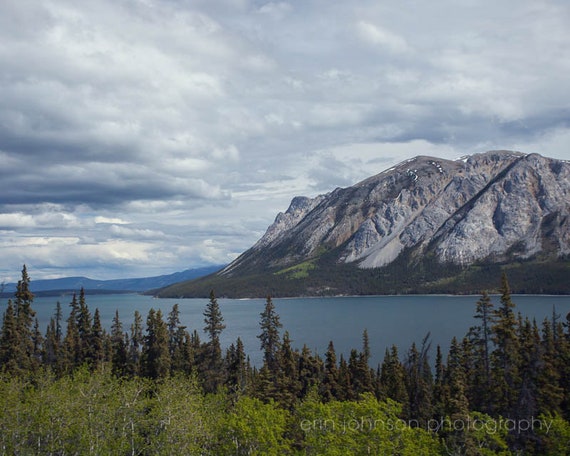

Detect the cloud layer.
[{"left": 1, "top": 0, "right": 569, "bottom": 281}]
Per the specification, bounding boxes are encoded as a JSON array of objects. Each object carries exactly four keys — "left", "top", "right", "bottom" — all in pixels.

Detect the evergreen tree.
[
  {"left": 466, "top": 291, "right": 494, "bottom": 413},
  {"left": 189, "top": 329, "right": 202, "bottom": 373},
  {"left": 13, "top": 265, "right": 36, "bottom": 373},
  {"left": 204, "top": 290, "right": 226, "bottom": 345},
  {"left": 555, "top": 318, "right": 570, "bottom": 420},
  {"left": 54, "top": 300, "right": 63, "bottom": 342},
  {"left": 0, "top": 299, "right": 18, "bottom": 373},
  {"left": 43, "top": 317, "right": 59, "bottom": 369},
  {"left": 128, "top": 310, "right": 144, "bottom": 376},
  {"left": 76, "top": 288, "right": 92, "bottom": 364},
  {"left": 42, "top": 302, "right": 63, "bottom": 373},
  {"left": 167, "top": 304, "right": 191, "bottom": 374},
  {"left": 510, "top": 317, "right": 543, "bottom": 453},
  {"left": 347, "top": 348, "right": 361, "bottom": 397},
  {"left": 432, "top": 345, "right": 446, "bottom": 422},
  {"left": 90, "top": 308, "right": 105, "bottom": 368},
  {"left": 31, "top": 318, "right": 43, "bottom": 369},
  {"left": 537, "top": 317, "right": 563, "bottom": 415},
  {"left": 110, "top": 310, "right": 128, "bottom": 377},
  {"left": 141, "top": 309, "right": 171, "bottom": 379},
  {"left": 275, "top": 331, "right": 300, "bottom": 408},
  {"left": 348, "top": 330, "right": 373, "bottom": 396},
  {"left": 403, "top": 335, "right": 433, "bottom": 427},
  {"left": 257, "top": 295, "right": 282, "bottom": 374},
  {"left": 173, "top": 328, "right": 193, "bottom": 375},
  {"left": 337, "top": 354, "right": 351, "bottom": 401},
  {"left": 297, "top": 344, "right": 322, "bottom": 399},
  {"left": 62, "top": 293, "right": 80, "bottom": 372},
  {"left": 201, "top": 290, "right": 226, "bottom": 392},
  {"left": 490, "top": 272, "right": 521, "bottom": 417},
  {"left": 380, "top": 345, "right": 407, "bottom": 405},
  {"left": 442, "top": 337, "right": 476, "bottom": 455},
  {"left": 320, "top": 340, "right": 340, "bottom": 402},
  {"left": 225, "top": 337, "right": 247, "bottom": 395},
  {"left": 167, "top": 304, "right": 182, "bottom": 357}
]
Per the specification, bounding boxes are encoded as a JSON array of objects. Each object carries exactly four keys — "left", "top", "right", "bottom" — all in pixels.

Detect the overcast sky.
[{"left": 1, "top": 0, "right": 569, "bottom": 282}]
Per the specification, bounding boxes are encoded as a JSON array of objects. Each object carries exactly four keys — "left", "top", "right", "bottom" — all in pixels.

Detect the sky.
[{"left": 1, "top": 0, "right": 569, "bottom": 282}]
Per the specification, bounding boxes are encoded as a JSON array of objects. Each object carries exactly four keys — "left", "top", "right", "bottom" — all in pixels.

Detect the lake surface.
[{"left": 9, "top": 294, "right": 570, "bottom": 367}]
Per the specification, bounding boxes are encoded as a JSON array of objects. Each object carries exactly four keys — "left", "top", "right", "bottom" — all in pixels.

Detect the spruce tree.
[
  {"left": 347, "top": 348, "right": 361, "bottom": 397},
  {"left": 42, "top": 301, "right": 63, "bottom": 372},
  {"left": 555, "top": 319, "right": 570, "bottom": 420},
  {"left": 13, "top": 265, "right": 36, "bottom": 372},
  {"left": 320, "top": 340, "right": 340, "bottom": 402},
  {"left": 297, "top": 344, "right": 322, "bottom": 399},
  {"left": 275, "top": 331, "right": 300, "bottom": 407},
  {"left": 537, "top": 317, "right": 563, "bottom": 415},
  {"left": 380, "top": 345, "right": 407, "bottom": 405},
  {"left": 167, "top": 304, "right": 191, "bottom": 374},
  {"left": 442, "top": 337, "right": 476, "bottom": 454},
  {"left": 348, "top": 330, "right": 373, "bottom": 396},
  {"left": 54, "top": 300, "right": 63, "bottom": 342},
  {"left": 62, "top": 293, "right": 80, "bottom": 372},
  {"left": 128, "top": 310, "right": 144, "bottom": 376},
  {"left": 141, "top": 309, "right": 171, "bottom": 379},
  {"left": 31, "top": 318, "right": 43, "bottom": 370},
  {"left": 403, "top": 337, "right": 433, "bottom": 427},
  {"left": 202, "top": 290, "right": 226, "bottom": 391},
  {"left": 490, "top": 272, "right": 521, "bottom": 417},
  {"left": 0, "top": 299, "right": 18, "bottom": 373},
  {"left": 432, "top": 345, "right": 446, "bottom": 422},
  {"left": 90, "top": 308, "right": 105, "bottom": 368},
  {"left": 167, "top": 304, "right": 182, "bottom": 356},
  {"left": 258, "top": 295, "right": 282, "bottom": 374},
  {"left": 337, "top": 354, "right": 352, "bottom": 400},
  {"left": 172, "top": 328, "right": 192, "bottom": 375},
  {"left": 43, "top": 317, "right": 59, "bottom": 369},
  {"left": 204, "top": 290, "right": 225, "bottom": 344},
  {"left": 466, "top": 291, "right": 493, "bottom": 413},
  {"left": 76, "top": 288, "right": 92, "bottom": 364},
  {"left": 225, "top": 337, "right": 247, "bottom": 395},
  {"left": 110, "top": 310, "right": 128, "bottom": 377}
]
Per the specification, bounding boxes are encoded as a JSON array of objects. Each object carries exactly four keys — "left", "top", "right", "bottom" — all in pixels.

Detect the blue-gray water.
[{"left": 9, "top": 294, "right": 570, "bottom": 368}]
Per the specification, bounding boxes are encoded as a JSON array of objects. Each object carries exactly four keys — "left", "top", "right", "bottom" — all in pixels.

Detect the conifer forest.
[{"left": 1, "top": 266, "right": 570, "bottom": 455}]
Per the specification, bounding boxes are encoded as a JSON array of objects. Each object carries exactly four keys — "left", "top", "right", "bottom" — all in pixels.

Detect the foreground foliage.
[{"left": 0, "top": 370, "right": 444, "bottom": 455}]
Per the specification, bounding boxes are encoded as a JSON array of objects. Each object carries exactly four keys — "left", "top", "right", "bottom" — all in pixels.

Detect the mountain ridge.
[
  {"left": 1, "top": 265, "right": 223, "bottom": 296},
  {"left": 155, "top": 151, "right": 570, "bottom": 298}
]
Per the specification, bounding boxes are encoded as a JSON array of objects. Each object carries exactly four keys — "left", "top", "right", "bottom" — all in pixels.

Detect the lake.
[{"left": 10, "top": 293, "right": 570, "bottom": 368}]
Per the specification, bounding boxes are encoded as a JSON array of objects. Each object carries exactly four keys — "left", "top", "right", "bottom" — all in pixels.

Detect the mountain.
[
  {"left": 156, "top": 151, "right": 570, "bottom": 298},
  {"left": 2, "top": 265, "right": 223, "bottom": 296}
]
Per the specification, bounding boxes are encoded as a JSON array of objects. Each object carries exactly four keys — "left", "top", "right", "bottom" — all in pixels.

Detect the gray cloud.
[{"left": 0, "top": 0, "right": 569, "bottom": 281}]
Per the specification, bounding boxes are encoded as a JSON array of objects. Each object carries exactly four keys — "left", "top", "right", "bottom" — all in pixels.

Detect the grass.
[{"left": 275, "top": 260, "right": 317, "bottom": 279}]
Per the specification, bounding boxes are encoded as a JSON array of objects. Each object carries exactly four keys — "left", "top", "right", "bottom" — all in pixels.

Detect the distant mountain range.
[
  {"left": 2, "top": 265, "right": 223, "bottom": 296},
  {"left": 155, "top": 151, "right": 570, "bottom": 298}
]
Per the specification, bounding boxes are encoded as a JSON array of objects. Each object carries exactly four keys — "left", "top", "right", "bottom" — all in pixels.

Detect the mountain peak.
[{"left": 158, "top": 151, "right": 570, "bottom": 297}]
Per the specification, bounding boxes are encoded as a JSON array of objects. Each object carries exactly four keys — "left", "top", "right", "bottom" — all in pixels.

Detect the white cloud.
[
  {"left": 95, "top": 216, "right": 129, "bottom": 225},
  {"left": 0, "top": 213, "right": 36, "bottom": 229},
  {"left": 0, "top": 0, "right": 569, "bottom": 280},
  {"left": 258, "top": 2, "right": 292, "bottom": 19},
  {"left": 355, "top": 21, "right": 411, "bottom": 54}
]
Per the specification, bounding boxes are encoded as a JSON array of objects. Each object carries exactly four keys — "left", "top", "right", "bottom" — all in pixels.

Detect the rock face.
[{"left": 221, "top": 151, "right": 570, "bottom": 277}]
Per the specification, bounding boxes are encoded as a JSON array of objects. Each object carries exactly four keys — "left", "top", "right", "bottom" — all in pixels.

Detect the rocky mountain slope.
[{"left": 157, "top": 151, "right": 570, "bottom": 298}]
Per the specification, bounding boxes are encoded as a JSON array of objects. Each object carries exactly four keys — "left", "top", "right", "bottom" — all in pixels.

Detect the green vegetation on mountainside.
[{"left": 154, "top": 252, "right": 570, "bottom": 298}]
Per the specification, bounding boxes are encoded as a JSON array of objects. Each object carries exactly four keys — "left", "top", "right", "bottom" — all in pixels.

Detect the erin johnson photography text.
[{"left": 300, "top": 416, "right": 554, "bottom": 435}]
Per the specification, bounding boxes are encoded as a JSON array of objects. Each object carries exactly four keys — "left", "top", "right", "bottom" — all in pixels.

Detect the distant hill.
[
  {"left": 155, "top": 151, "right": 570, "bottom": 298},
  {"left": 2, "top": 265, "right": 223, "bottom": 296}
]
